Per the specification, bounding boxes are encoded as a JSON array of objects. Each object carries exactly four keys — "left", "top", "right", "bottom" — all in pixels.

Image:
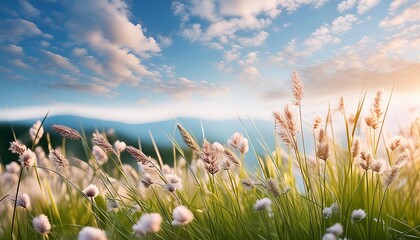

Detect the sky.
[{"left": 0, "top": 0, "right": 419, "bottom": 123}]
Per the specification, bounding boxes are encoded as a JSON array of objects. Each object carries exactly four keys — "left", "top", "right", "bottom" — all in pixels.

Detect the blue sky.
[{"left": 0, "top": 0, "right": 419, "bottom": 123}]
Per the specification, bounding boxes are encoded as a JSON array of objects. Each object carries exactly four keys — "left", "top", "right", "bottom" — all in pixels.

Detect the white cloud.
[
  {"left": 12, "top": 59, "right": 29, "bottom": 68},
  {"left": 72, "top": 47, "right": 87, "bottom": 57},
  {"left": 380, "top": 3, "right": 420, "bottom": 28},
  {"left": 243, "top": 66, "right": 259, "bottom": 76},
  {"left": 0, "top": 18, "right": 49, "bottom": 42},
  {"left": 357, "top": 0, "right": 380, "bottom": 14},
  {"left": 158, "top": 35, "right": 173, "bottom": 48},
  {"left": 237, "top": 31, "right": 269, "bottom": 47},
  {"left": 331, "top": 14, "right": 358, "bottom": 34},
  {"left": 19, "top": 0, "right": 40, "bottom": 18},
  {"left": 1, "top": 44, "right": 24, "bottom": 55},
  {"left": 389, "top": 0, "right": 409, "bottom": 12},
  {"left": 337, "top": 0, "right": 356, "bottom": 12},
  {"left": 224, "top": 45, "right": 241, "bottom": 62},
  {"left": 43, "top": 50, "right": 80, "bottom": 74}
]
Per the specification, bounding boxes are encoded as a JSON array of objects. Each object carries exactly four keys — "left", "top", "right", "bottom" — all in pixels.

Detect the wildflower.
[
  {"left": 177, "top": 124, "right": 201, "bottom": 154},
  {"left": 351, "top": 209, "right": 366, "bottom": 222},
  {"left": 30, "top": 120, "right": 44, "bottom": 145},
  {"left": 92, "top": 145, "right": 108, "bottom": 165},
  {"left": 6, "top": 161, "right": 20, "bottom": 174},
  {"left": 52, "top": 124, "right": 81, "bottom": 140},
  {"left": 12, "top": 192, "right": 31, "bottom": 209},
  {"left": 326, "top": 223, "right": 343, "bottom": 236},
  {"left": 164, "top": 174, "right": 182, "bottom": 192},
  {"left": 126, "top": 146, "right": 149, "bottom": 164},
  {"left": 33, "top": 214, "right": 51, "bottom": 236},
  {"left": 253, "top": 198, "right": 272, "bottom": 211},
  {"left": 9, "top": 141, "right": 27, "bottom": 155},
  {"left": 240, "top": 179, "right": 255, "bottom": 190},
  {"left": 83, "top": 184, "right": 99, "bottom": 198},
  {"left": 78, "top": 226, "right": 107, "bottom": 240},
  {"left": 132, "top": 213, "right": 163, "bottom": 237},
  {"left": 140, "top": 174, "right": 154, "bottom": 188},
  {"left": 19, "top": 149, "right": 37, "bottom": 168},
  {"left": 49, "top": 149, "right": 69, "bottom": 168},
  {"left": 291, "top": 71, "right": 304, "bottom": 106},
  {"left": 322, "top": 207, "right": 332, "bottom": 219},
  {"left": 172, "top": 206, "right": 194, "bottom": 226},
  {"left": 92, "top": 132, "right": 115, "bottom": 154},
  {"left": 265, "top": 178, "right": 280, "bottom": 197},
  {"left": 114, "top": 140, "right": 126, "bottom": 153}
]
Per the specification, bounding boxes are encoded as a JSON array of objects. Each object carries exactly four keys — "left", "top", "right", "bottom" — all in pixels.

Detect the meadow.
[{"left": 0, "top": 73, "right": 419, "bottom": 240}]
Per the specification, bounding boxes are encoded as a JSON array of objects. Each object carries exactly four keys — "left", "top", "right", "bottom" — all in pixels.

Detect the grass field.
[{"left": 1, "top": 74, "right": 419, "bottom": 240}]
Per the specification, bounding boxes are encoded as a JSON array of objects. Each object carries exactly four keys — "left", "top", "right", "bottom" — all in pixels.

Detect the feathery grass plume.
[
  {"left": 199, "top": 139, "right": 221, "bottom": 175},
  {"left": 92, "top": 145, "right": 108, "bottom": 165},
  {"left": 351, "top": 137, "right": 360, "bottom": 158},
  {"left": 265, "top": 178, "right": 280, "bottom": 197},
  {"left": 316, "top": 128, "right": 329, "bottom": 161},
  {"left": 372, "top": 90, "right": 383, "bottom": 119},
  {"left": 49, "top": 149, "right": 69, "bottom": 168},
  {"left": 9, "top": 141, "right": 27, "bottom": 155},
  {"left": 365, "top": 114, "right": 379, "bottom": 129},
  {"left": 164, "top": 174, "right": 182, "bottom": 192},
  {"left": 371, "top": 159, "right": 384, "bottom": 173},
  {"left": 228, "top": 132, "right": 244, "bottom": 149},
  {"left": 322, "top": 207, "right": 332, "bottom": 219},
  {"left": 351, "top": 209, "right": 367, "bottom": 222},
  {"left": 6, "top": 161, "right": 20, "bottom": 174},
  {"left": 172, "top": 205, "right": 194, "bottom": 226},
  {"left": 389, "top": 136, "right": 402, "bottom": 151},
  {"left": 12, "top": 192, "right": 31, "bottom": 209},
  {"left": 19, "top": 149, "right": 37, "bottom": 168},
  {"left": 224, "top": 147, "right": 240, "bottom": 166},
  {"left": 32, "top": 214, "right": 51, "bottom": 236},
  {"left": 133, "top": 213, "right": 163, "bottom": 237},
  {"left": 253, "top": 198, "right": 272, "bottom": 211},
  {"left": 140, "top": 174, "right": 154, "bottom": 188},
  {"left": 291, "top": 71, "right": 303, "bottom": 106},
  {"left": 126, "top": 146, "right": 149, "bottom": 164},
  {"left": 337, "top": 96, "right": 344, "bottom": 113},
  {"left": 92, "top": 132, "right": 115, "bottom": 154},
  {"left": 395, "top": 152, "right": 408, "bottom": 168},
  {"left": 359, "top": 149, "right": 373, "bottom": 170},
  {"left": 326, "top": 223, "right": 343, "bottom": 237},
  {"left": 106, "top": 198, "right": 118, "bottom": 211},
  {"left": 113, "top": 140, "right": 126, "bottom": 153},
  {"left": 177, "top": 123, "right": 201, "bottom": 154},
  {"left": 313, "top": 116, "right": 322, "bottom": 129},
  {"left": 274, "top": 105, "right": 297, "bottom": 148},
  {"left": 30, "top": 120, "right": 44, "bottom": 145},
  {"left": 83, "top": 184, "right": 99, "bottom": 198},
  {"left": 221, "top": 159, "right": 233, "bottom": 170},
  {"left": 383, "top": 166, "right": 400, "bottom": 187},
  {"left": 52, "top": 124, "right": 81, "bottom": 140},
  {"left": 240, "top": 179, "right": 256, "bottom": 190},
  {"left": 78, "top": 226, "right": 108, "bottom": 240},
  {"left": 238, "top": 138, "right": 249, "bottom": 154}
]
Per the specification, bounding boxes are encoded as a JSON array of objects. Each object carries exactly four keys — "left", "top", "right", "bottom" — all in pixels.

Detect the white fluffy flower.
[
  {"left": 78, "top": 226, "right": 107, "bottom": 240},
  {"left": 164, "top": 174, "right": 182, "bottom": 192},
  {"left": 83, "top": 184, "right": 99, "bottom": 198},
  {"left": 30, "top": 120, "right": 44, "bottom": 145},
  {"left": 322, "top": 207, "right": 332, "bottom": 219},
  {"left": 326, "top": 223, "right": 343, "bottom": 236},
  {"left": 33, "top": 214, "right": 51, "bottom": 236},
  {"left": 322, "top": 233, "right": 337, "bottom": 240},
  {"left": 114, "top": 140, "right": 126, "bottom": 153},
  {"left": 92, "top": 145, "right": 108, "bottom": 165},
  {"left": 172, "top": 205, "right": 194, "bottom": 226},
  {"left": 253, "top": 198, "right": 272, "bottom": 211},
  {"left": 132, "top": 213, "right": 163, "bottom": 237},
  {"left": 19, "top": 149, "right": 37, "bottom": 168},
  {"left": 12, "top": 192, "right": 31, "bottom": 209},
  {"left": 351, "top": 209, "right": 367, "bottom": 222},
  {"left": 238, "top": 138, "right": 249, "bottom": 154}
]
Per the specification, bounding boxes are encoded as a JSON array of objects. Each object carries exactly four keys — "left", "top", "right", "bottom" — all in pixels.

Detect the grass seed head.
[
  {"left": 172, "top": 206, "right": 194, "bottom": 226},
  {"left": 33, "top": 214, "right": 51, "bottom": 236},
  {"left": 78, "top": 226, "right": 107, "bottom": 240},
  {"left": 52, "top": 124, "right": 81, "bottom": 140}
]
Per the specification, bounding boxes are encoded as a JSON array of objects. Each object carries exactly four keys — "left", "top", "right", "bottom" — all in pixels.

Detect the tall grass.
[{"left": 0, "top": 73, "right": 419, "bottom": 239}]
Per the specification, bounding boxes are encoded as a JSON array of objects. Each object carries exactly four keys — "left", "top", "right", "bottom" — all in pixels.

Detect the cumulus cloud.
[
  {"left": 331, "top": 14, "right": 358, "bottom": 34},
  {"left": 43, "top": 50, "right": 80, "bottom": 74},
  {"left": 1, "top": 44, "right": 24, "bottom": 55},
  {"left": 337, "top": 0, "right": 356, "bottom": 13},
  {"left": 0, "top": 18, "right": 49, "bottom": 42},
  {"left": 237, "top": 31, "right": 269, "bottom": 47},
  {"left": 380, "top": 3, "right": 420, "bottom": 28},
  {"left": 357, "top": 0, "right": 380, "bottom": 14},
  {"left": 388, "top": 0, "right": 409, "bottom": 12},
  {"left": 19, "top": 0, "right": 40, "bottom": 18}
]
